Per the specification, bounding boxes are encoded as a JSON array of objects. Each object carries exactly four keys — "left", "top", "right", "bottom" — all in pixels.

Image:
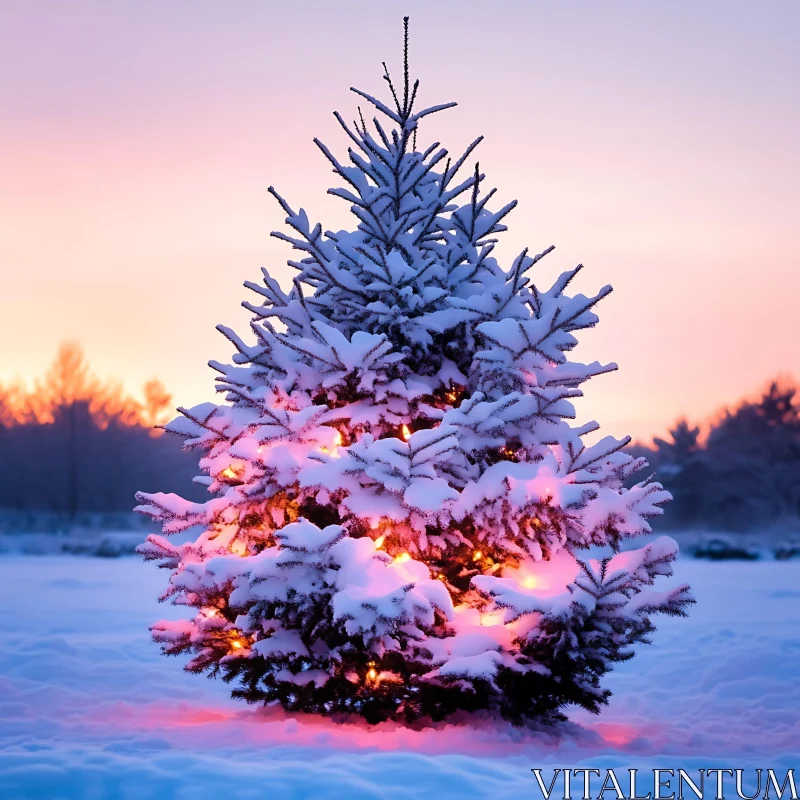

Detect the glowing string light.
[{"left": 319, "top": 430, "right": 343, "bottom": 456}]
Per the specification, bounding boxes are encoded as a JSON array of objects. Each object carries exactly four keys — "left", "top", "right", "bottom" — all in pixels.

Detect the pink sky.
[{"left": 1, "top": 1, "right": 798, "bottom": 443}]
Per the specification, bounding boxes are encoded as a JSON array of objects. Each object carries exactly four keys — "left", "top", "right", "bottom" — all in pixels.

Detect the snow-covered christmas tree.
[{"left": 137, "top": 19, "right": 693, "bottom": 726}]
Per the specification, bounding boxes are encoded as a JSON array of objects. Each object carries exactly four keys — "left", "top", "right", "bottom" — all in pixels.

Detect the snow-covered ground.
[{"left": 0, "top": 555, "right": 798, "bottom": 799}]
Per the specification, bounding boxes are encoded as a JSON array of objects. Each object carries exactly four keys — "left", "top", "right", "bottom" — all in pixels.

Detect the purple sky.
[{"left": 1, "top": 1, "right": 798, "bottom": 441}]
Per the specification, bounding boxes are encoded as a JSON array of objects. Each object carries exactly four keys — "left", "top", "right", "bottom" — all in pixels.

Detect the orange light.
[
  {"left": 320, "top": 430, "right": 343, "bottom": 457},
  {"left": 472, "top": 550, "right": 483, "bottom": 562},
  {"left": 204, "top": 608, "right": 217, "bottom": 617},
  {"left": 446, "top": 390, "right": 457, "bottom": 402},
  {"left": 374, "top": 535, "right": 385, "bottom": 549},
  {"left": 522, "top": 575, "right": 539, "bottom": 589},
  {"left": 401, "top": 424, "right": 411, "bottom": 441},
  {"left": 221, "top": 466, "right": 238, "bottom": 480},
  {"left": 395, "top": 552, "right": 411, "bottom": 564},
  {"left": 231, "top": 541, "right": 246, "bottom": 556},
  {"left": 367, "top": 668, "right": 377, "bottom": 681},
  {"left": 231, "top": 640, "right": 244, "bottom": 650}
]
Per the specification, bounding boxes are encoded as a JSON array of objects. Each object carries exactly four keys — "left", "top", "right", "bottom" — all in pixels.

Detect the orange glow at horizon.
[{"left": 0, "top": 3, "right": 797, "bottom": 446}]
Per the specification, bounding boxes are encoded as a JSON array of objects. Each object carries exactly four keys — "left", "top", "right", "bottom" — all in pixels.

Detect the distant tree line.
[
  {"left": 0, "top": 342, "right": 202, "bottom": 527},
  {"left": 1, "top": 345, "right": 797, "bottom": 533},
  {"left": 633, "top": 379, "right": 800, "bottom": 531}
]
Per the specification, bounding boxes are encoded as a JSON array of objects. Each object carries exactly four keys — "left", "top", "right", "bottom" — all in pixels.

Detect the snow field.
[{"left": 0, "top": 556, "right": 797, "bottom": 799}]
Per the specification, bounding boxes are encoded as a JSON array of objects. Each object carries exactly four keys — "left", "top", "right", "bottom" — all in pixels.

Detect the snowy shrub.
[{"left": 137, "top": 20, "right": 693, "bottom": 726}]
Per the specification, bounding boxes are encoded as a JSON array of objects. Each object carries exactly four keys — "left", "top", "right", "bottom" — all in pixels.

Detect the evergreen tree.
[
  {"left": 136, "top": 20, "right": 693, "bottom": 725},
  {"left": 0, "top": 343, "right": 202, "bottom": 521},
  {"left": 701, "top": 380, "right": 800, "bottom": 528},
  {"left": 647, "top": 381, "right": 800, "bottom": 531},
  {"left": 653, "top": 419, "right": 701, "bottom": 473}
]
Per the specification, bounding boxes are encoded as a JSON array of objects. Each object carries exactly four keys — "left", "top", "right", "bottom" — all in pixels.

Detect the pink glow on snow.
[
  {"left": 70, "top": 697, "right": 707, "bottom": 759},
  {"left": 79, "top": 698, "right": 584, "bottom": 757},
  {"left": 83, "top": 701, "right": 239, "bottom": 730},
  {"left": 582, "top": 721, "right": 659, "bottom": 749},
  {"left": 511, "top": 549, "right": 581, "bottom": 597}
]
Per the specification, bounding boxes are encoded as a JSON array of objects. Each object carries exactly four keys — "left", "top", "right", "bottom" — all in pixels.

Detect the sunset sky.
[{"left": 1, "top": 1, "right": 798, "bottom": 443}]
